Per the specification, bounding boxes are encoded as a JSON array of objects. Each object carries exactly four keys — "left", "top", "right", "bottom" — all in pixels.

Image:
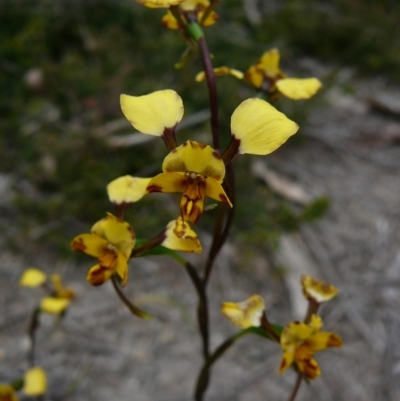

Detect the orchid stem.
[{"left": 286, "top": 372, "right": 303, "bottom": 401}]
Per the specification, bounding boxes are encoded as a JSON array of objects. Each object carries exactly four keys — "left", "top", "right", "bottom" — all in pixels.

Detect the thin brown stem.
[
  {"left": 203, "top": 163, "right": 235, "bottom": 285},
  {"left": 183, "top": 262, "right": 210, "bottom": 361},
  {"left": 286, "top": 372, "right": 303, "bottom": 401}
]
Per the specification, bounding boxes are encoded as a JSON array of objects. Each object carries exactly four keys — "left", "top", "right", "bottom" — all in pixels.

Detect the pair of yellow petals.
[{"left": 117, "top": 89, "right": 298, "bottom": 223}]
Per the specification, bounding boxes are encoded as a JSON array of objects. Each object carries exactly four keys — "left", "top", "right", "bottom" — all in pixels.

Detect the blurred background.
[{"left": 1, "top": 0, "right": 400, "bottom": 400}]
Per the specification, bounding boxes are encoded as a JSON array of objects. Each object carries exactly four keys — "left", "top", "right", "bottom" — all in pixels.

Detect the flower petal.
[
  {"left": 161, "top": 11, "right": 180, "bottom": 29},
  {"left": 107, "top": 175, "right": 151, "bottom": 204},
  {"left": 147, "top": 172, "right": 186, "bottom": 193},
  {"left": 221, "top": 294, "right": 265, "bottom": 329},
  {"left": 276, "top": 78, "right": 322, "bottom": 100},
  {"left": 162, "top": 217, "right": 202, "bottom": 253},
  {"left": 120, "top": 90, "right": 184, "bottom": 136},
  {"left": 204, "top": 177, "right": 232, "bottom": 207},
  {"left": 296, "top": 357, "right": 321, "bottom": 380},
  {"left": 23, "top": 367, "right": 47, "bottom": 396},
  {"left": 195, "top": 66, "right": 244, "bottom": 82},
  {"left": 259, "top": 48, "right": 282, "bottom": 78},
  {"left": 231, "top": 98, "right": 299, "bottom": 155},
  {"left": 50, "top": 274, "right": 75, "bottom": 300},
  {"left": 86, "top": 264, "right": 115, "bottom": 286},
  {"left": 19, "top": 268, "right": 47, "bottom": 287},
  {"left": 307, "top": 332, "right": 342, "bottom": 352},
  {"left": 180, "top": 194, "right": 205, "bottom": 224},
  {"left": 115, "top": 252, "right": 129, "bottom": 287},
  {"left": 136, "top": 0, "right": 183, "bottom": 8},
  {"left": 301, "top": 275, "right": 339, "bottom": 303},
  {"left": 244, "top": 64, "right": 265, "bottom": 89},
  {"left": 162, "top": 141, "right": 225, "bottom": 182},
  {"left": 71, "top": 233, "right": 108, "bottom": 258},
  {"left": 0, "top": 384, "right": 18, "bottom": 401},
  {"left": 279, "top": 345, "right": 295, "bottom": 374},
  {"left": 280, "top": 321, "right": 315, "bottom": 351},
  {"left": 91, "top": 213, "right": 135, "bottom": 259},
  {"left": 40, "top": 297, "right": 70, "bottom": 314}
]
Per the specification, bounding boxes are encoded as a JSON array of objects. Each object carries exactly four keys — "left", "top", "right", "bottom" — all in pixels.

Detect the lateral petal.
[
  {"left": 279, "top": 345, "right": 295, "bottom": 374},
  {"left": 276, "top": 78, "right": 322, "bottom": 100},
  {"left": 107, "top": 175, "right": 151, "bottom": 204},
  {"left": 205, "top": 177, "right": 232, "bottom": 207},
  {"left": 147, "top": 172, "right": 186, "bottom": 193},
  {"left": 307, "top": 332, "right": 343, "bottom": 352},
  {"left": 70, "top": 234, "right": 108, "bottom": 258},
  {"left": 120, "top": 90, "right": 184, "bottom": 136},
  {"left": 231, "top": 98, "right": 299, "bottom": 155},
  {"left": 115, "top": 253, "right": 129, "bottom": 287}
]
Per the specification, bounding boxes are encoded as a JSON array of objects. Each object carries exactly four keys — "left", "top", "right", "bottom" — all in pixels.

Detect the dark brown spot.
[
  {"left": 327, "top": 334, "right": 342, "bottom": 348},
  {"left": 147, "top": 184, "right": 163, "bottom": 193},
  {"left": 71, "top": 237, "right": 86, "bottom": 253},
  {"left": 219, "top": 194, "right": 228, "bottom": 203}
]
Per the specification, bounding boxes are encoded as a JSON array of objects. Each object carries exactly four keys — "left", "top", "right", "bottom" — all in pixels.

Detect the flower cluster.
[{"left": 222, "top": 275, "right": 342, "bottom": 380}]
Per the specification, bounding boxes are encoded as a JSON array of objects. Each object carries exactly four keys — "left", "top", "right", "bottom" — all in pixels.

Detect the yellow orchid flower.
[
  {"left": 245, "top": 48, "right": 322, "bottom": 100},
  {"left": 71, "top": 213, "right": 135, "bottom": 287},
  {"left": 162, "top": 0, "right": 218, "bottom": 30},
  {"left": 162, "top": 217, "right": 202, "bottom": 253},
  {"left": 23, "top": 367, "right": 47, "bottom": 397},
  {"left": 20, "top": 268, "right": 75, "bottom": 314},
  {"left": 0, "top": 384, "right": 19, "bottom": 401},
  {"left": 135, "top": 0, "right": 184, "bottom": 8},
  {"left": 107, "top": 175, "right": 152, "bottom": 205},
  {"left": 279, "top": 314, "right": 342, "bottom": 380},
  {"left": 221, "top": 295, "right": 265, "bottom": 329},
  {"left": 301, "top": 275, "right": 339, "bottom": 304},
  {"left": 147, "top": 140, "right": 232, "bottom": 224}
]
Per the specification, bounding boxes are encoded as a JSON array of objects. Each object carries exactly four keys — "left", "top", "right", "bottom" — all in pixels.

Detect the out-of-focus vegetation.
[{"left": 1, "top": 0, "right": 399, "bottom": 255}]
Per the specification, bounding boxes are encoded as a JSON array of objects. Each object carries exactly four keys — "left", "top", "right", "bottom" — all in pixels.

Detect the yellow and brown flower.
[
  {"left": 147, "top": 140, "right": 232, "bottom": 224},
  {"left": 279, "top": 314, "right": 342, "bottom": 380},
  {"left": 71, "top": 213, "right": 135, "bottom": 287},
  {"left": 245, "top": 48, "right": 322, "bottom": 100}
]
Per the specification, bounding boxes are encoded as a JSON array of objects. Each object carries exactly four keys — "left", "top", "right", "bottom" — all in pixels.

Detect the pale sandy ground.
[{"left": 1, "top": 63, "right": 400, "bottom": 401}]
